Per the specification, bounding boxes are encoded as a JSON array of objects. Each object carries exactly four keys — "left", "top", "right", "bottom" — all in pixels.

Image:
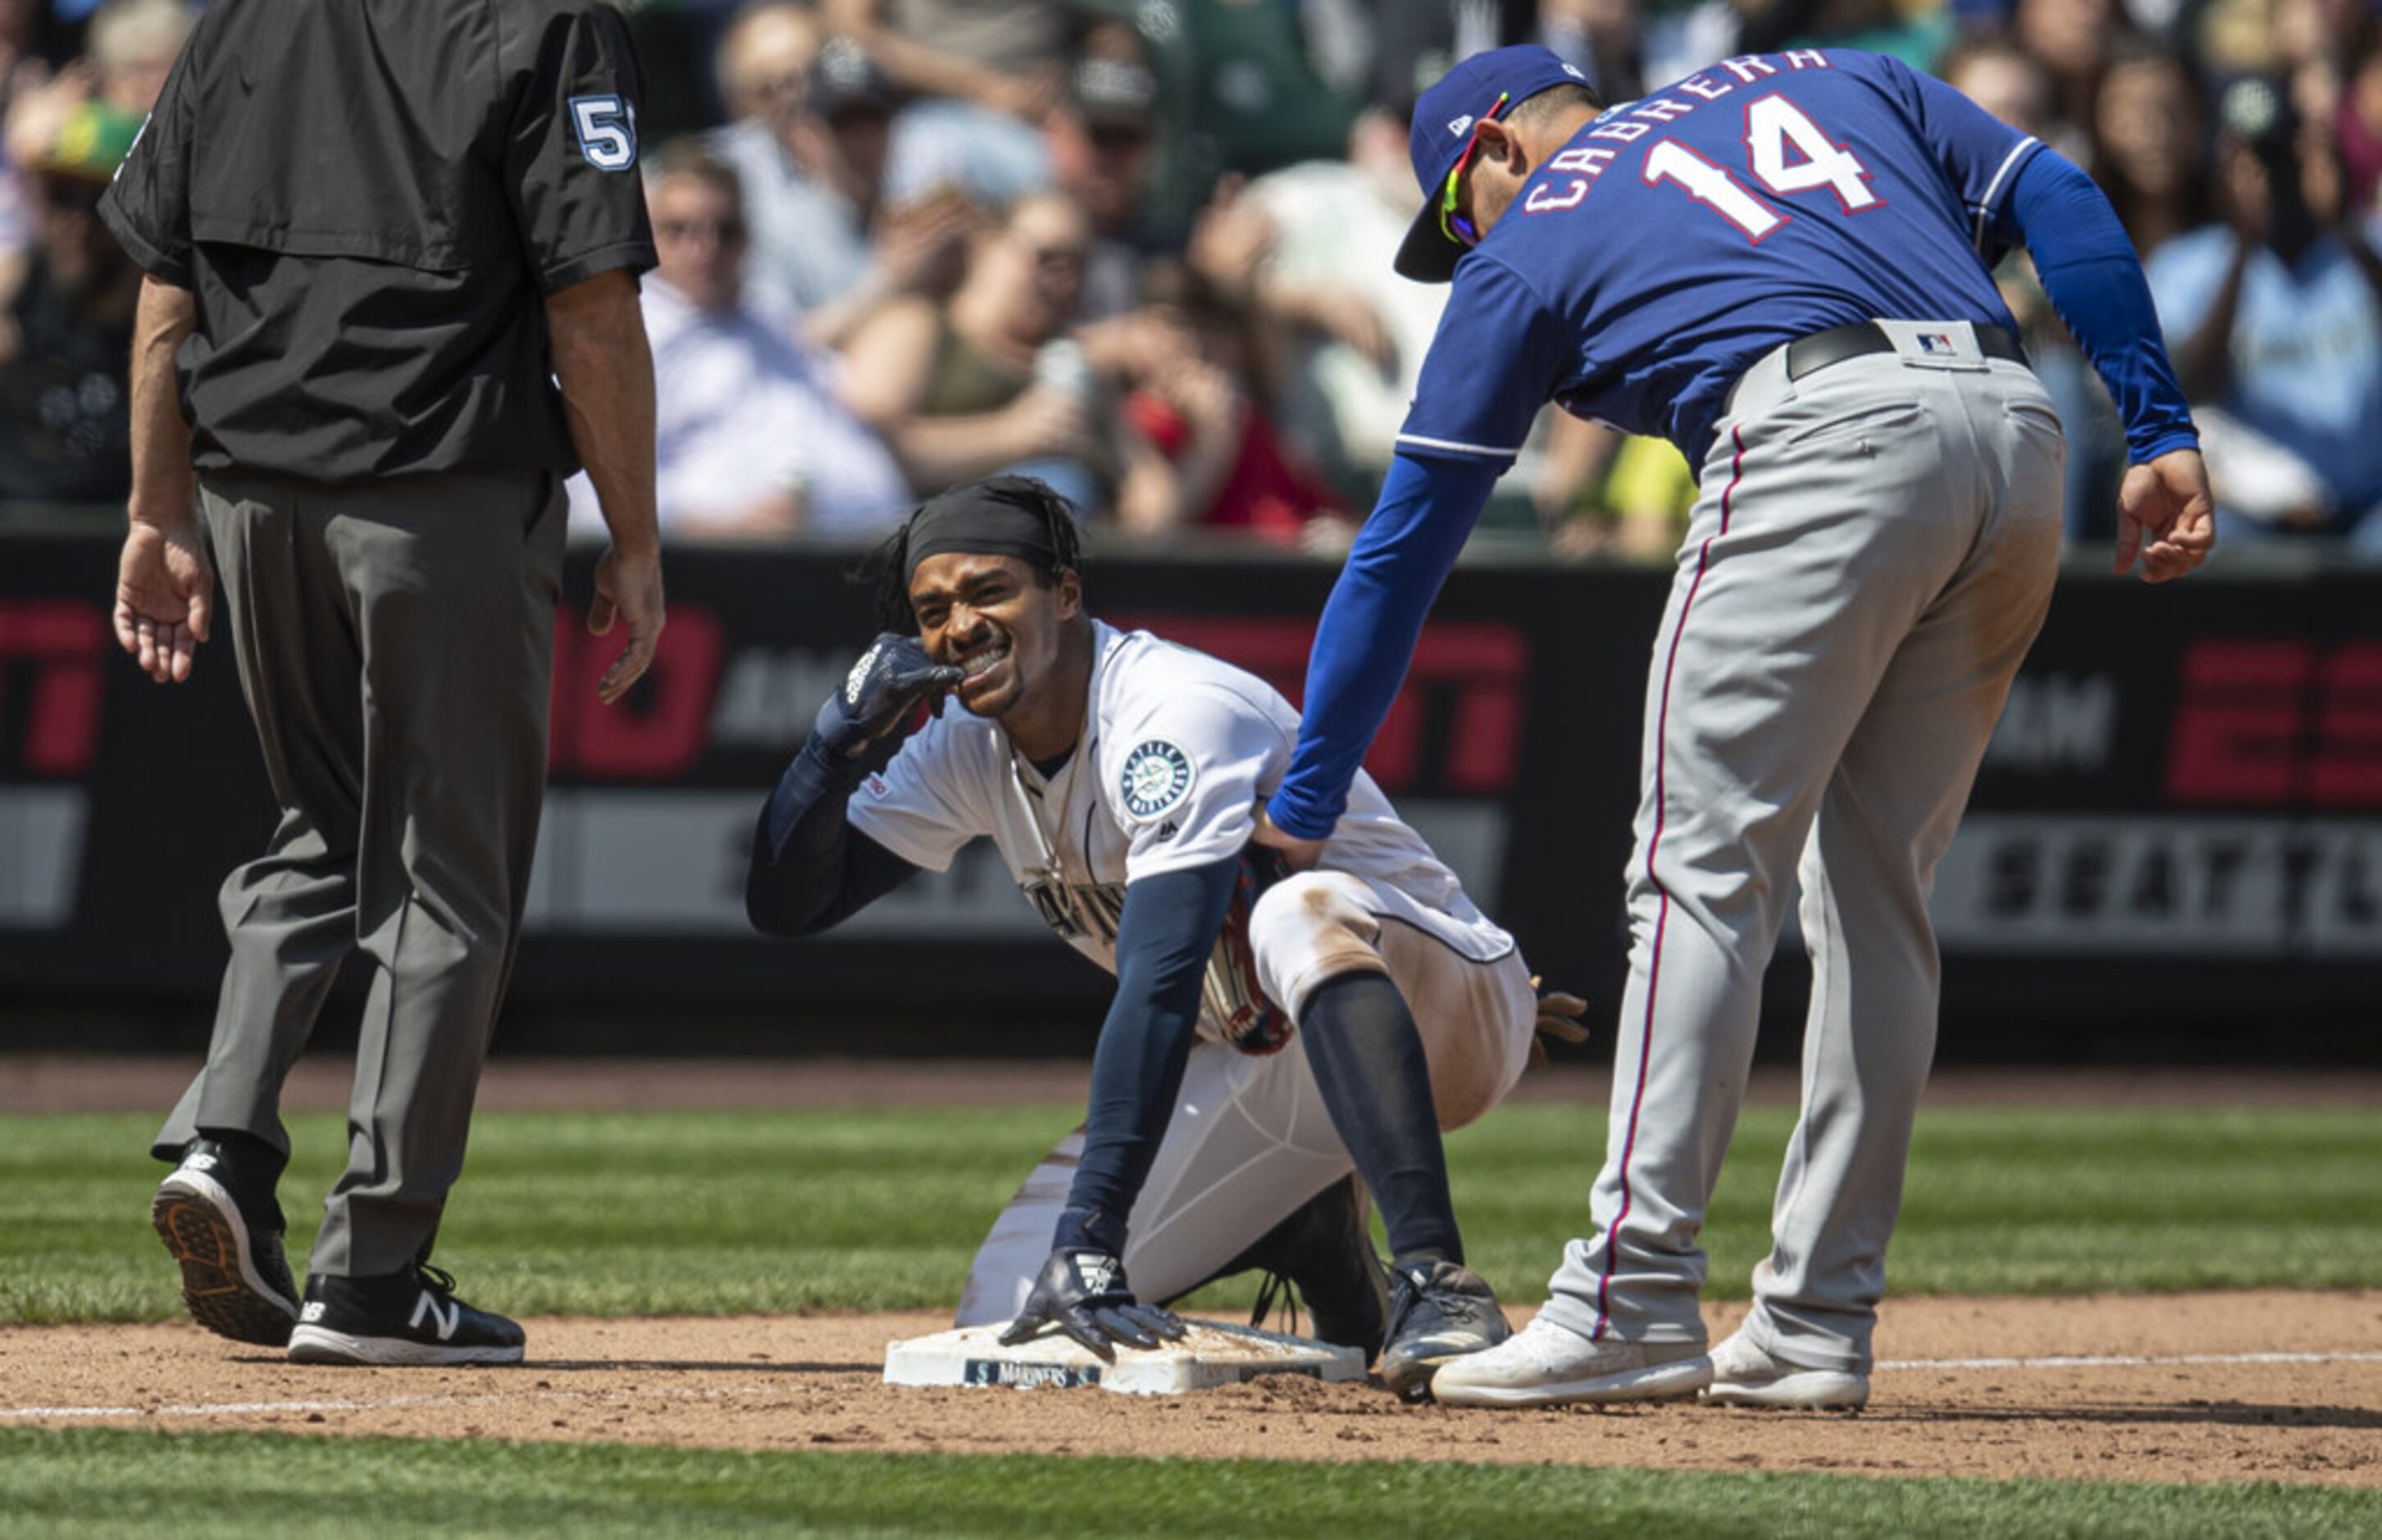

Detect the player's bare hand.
[
  {"left": 114, "top": 518, "right": 212, "bottom": 685},
  {"left": 1252, "top": 805, "right": 1325, "bottom": 873},
  {"left": 2115, "top": 447, "right": 2215, "bottom": 584},
  {"left": 589, "top": 543, "right": 665, "bottom": 705}
]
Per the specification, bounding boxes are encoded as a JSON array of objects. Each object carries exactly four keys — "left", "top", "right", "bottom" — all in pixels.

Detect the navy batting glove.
[
  {"left": 815, "top": 633, "right": 963, "bottom": 769},
  {"left": 997, "top": 1208, "right": 1186, "bottom": 1360}
]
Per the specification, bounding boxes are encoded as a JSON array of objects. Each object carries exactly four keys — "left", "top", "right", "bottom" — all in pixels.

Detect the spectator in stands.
[
  {"left": 0, "top": 0, "right": 188, "bottom": 312},
  {"left": 832, "top": 0, "right": 1066, "bottom": 207},
  {"left": 1239, "top": 105, "right": 1448, "bottom": 490},
  {"left": 571, "top": 142, "right": 909, "bottom": 540},
  {"left": 1942, "top": 34, "right": 2053, "bottom": 142},
  {"left": 2271, "top": 0, "right": 2379, "bottom": 211},
  {"left": 2343, "top": 25, "right": 2382, "bottom": 211},
  {"left": 1539, "top": 421, "right": 1699, "bottom": 563},
  {"left": 2013, "top": 0, "right": 2120, "bottom": 164},
  {"left": 1114, "top": 259, "right": 1355, "bottom": 546},
  {"left": 710, "top": 3, "right": 976, "bottom": 352},
  {"left": 708, "top": 2, "right": 866, "bottom": 320},
  {"left": 0, "top": 98, "right": 139, "bottom": 503},
  {"left": 1044, "top": 25, "right": 1164, "bottom": 322},
  {"left": 1365, "top": 1, "right": 1507, "bottom": 113},
  {"left": 85, "top": 0, "right": 187, "bottom": 116},
  {"left": 2089, "top": 39, "right": 2209, "bottom": 257},
  {"left": 1537, "top": 0, "right": 1648, "bottom": 105},
  {"left": 839, "top": 188, "right": 1176, "bottom": 525},
  {"left": 1179, "top": 0, "right": 1360, "bottom": 180},
  {"left": 1940, "top": 38, "right": 2128, "bottom": 542},
  {"left": 2149, "top": 77, "right": 2382, "bottom": 543},
  {"left": 2, "top": 0, "right": 187, "bottom": 175}
]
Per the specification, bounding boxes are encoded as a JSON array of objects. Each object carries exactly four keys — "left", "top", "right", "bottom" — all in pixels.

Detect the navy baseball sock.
[{"left": 1296, "top": 973, "right": 1462, "bottom": 1264}]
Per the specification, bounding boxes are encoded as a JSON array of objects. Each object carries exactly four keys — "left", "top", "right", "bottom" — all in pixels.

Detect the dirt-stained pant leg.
[
  {"left": 954, "top": 873, "right": 1536, "bottom": 1325},
  {"left": 158, "top": 468, "right": 564, "bottom": 1278},
  {"left": 1535, "top": 346, "right": 2063, "bottom": 1370}
]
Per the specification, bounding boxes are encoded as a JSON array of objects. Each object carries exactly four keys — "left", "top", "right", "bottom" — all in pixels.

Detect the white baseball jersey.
[{"left": 848, "top": 620, "right": 1513, "bottom": 1040}]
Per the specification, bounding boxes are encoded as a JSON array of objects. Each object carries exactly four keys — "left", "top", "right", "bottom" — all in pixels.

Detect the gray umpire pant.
[
  {"left": 1534, "top": 326, "right": 2065, "bottom": 1374},
  {"left": 155, "top": 466, "right": 565, "bottom": 1279}
]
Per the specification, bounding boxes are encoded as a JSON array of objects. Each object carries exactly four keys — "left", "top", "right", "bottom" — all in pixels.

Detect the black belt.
[{"left": 1785, "top": 321, "right": 2026, "bottom": 380}]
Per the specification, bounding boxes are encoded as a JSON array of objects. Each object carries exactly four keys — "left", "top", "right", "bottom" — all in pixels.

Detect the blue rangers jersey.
[{"left": 1398, "top": 48, "right": 2043, "bottom": 467}]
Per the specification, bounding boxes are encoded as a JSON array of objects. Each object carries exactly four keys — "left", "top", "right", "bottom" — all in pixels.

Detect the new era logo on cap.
[{"left": 1398, "top": 44, "right": 1602, "bottom": 283}]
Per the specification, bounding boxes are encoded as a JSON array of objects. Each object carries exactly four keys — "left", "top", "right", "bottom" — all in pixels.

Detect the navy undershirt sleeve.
[
  {"left": 745, "top": 735, "right": 922, "bottom": 936},
  {"left": 2008, "top": 149, "right": 2199, "bottom": 463},
  {"left": 1063, "top": 856, "right": 1241, "bottom": 1227},
  {"left": 1265, "top": 452, "right": 1503, "bottom": 840}
]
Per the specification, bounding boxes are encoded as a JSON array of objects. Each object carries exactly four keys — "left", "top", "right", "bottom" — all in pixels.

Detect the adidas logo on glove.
[{"left": 1070, "top": 1254, "right": 1120, "bottom": 1296}]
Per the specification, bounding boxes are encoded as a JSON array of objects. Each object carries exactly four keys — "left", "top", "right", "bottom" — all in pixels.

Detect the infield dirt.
[
  {"left": 12, "top": 1059, "right": 2380, "bottom": 1485},
  {"left": 7, "top": 1291, "right": 2380, "bottom": 1486}
]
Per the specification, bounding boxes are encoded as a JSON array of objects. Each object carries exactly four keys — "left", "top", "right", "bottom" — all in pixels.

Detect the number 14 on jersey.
[{"left": 1534, "top": 95, "right": 1879, "bottom": 243}]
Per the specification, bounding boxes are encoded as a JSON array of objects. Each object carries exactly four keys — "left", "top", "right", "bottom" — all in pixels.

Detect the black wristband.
[{"left": 1053, "top": 1205, "right": 1128, "bottom": 1256}]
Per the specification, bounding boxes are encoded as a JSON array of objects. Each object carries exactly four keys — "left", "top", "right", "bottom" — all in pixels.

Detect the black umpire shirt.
[{"left": 98, "top": 0, "right": 657, "bottom": 483}]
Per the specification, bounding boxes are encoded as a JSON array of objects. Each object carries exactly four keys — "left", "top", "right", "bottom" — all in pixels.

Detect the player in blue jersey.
[{"left": 1254, "top": 44, "right": 2214, "bottom": 1410}]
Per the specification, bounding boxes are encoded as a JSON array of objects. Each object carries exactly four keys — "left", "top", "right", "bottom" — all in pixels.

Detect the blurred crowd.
[{"left": 2, "top": 0, "right": 2379, "bottom": 558}]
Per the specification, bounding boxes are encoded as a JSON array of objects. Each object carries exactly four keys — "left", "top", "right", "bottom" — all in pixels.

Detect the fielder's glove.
[
  {"left": 1202, "top": 841, "right": 1294, "bottom": 1054},
  {"left": 815, "top": 633, "right": 964, "bottom": 772},
  {"left": 999, "top": 1207, "right": 1186, "bottom": 1360}
]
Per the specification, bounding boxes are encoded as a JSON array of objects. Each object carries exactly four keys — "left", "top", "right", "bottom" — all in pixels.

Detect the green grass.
[
  {"left": 7, "top": 1103, "right": 2382, "bottom": 1326},
  {"left": 6, "top": 1428, "right": 2380, "bottom": 1538}
]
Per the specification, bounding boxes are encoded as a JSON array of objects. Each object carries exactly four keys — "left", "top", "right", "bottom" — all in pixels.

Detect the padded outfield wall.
[{"left": 4, "top": 533, "right": 2379, "bottom": 1061}]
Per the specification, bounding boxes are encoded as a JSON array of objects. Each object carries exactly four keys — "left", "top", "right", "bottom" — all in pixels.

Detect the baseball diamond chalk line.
[{"left": 10, "top": 1350, "right": 2382, "bottom": 1420}]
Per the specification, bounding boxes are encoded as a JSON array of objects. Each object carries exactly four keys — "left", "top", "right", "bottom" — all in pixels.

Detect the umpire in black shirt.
[{"left": 102, "top": 0, "right": 665, "bottom": 1367}]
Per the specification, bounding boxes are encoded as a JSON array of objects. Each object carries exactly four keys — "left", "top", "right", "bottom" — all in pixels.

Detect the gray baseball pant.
[
  {"left": 1534, "top": 327, "right": 2065, "bottom": 1374},
  {"left": 155, "top": 466, "right": 564, "bottom": 1279}
]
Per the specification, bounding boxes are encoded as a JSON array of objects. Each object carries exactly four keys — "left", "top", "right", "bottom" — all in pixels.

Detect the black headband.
[{"left": 901, "top": 479, "right": 1063, "bottom": 583}]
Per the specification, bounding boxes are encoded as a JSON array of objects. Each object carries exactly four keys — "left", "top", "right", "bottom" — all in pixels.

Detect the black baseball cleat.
[
  {"left": 286, "top": 1264, "right": 526, "bottom": 1366},
  {"left": 151, "top": 1137, "right": 299, "bottom": 1347},
  {"left": 1232, "top": 1174, "right": 1392, "bottom": 1355},
  {"left": 1378, "top": 1257, "right": 1510, "bottom": 1401}
]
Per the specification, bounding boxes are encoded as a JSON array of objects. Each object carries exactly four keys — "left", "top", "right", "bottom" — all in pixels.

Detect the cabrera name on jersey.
[
  {"left": 1400, "top": 48, "right": 2043, "bottom": 467},
  {"left": 848, "top": 622, "right": 1513, "bottom": 1009}
]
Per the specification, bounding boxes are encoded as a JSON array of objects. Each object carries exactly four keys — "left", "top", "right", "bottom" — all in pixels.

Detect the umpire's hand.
[
  {"left": 115, "top": 519, "right": 214, "bottom": 685},
  {"left": 590, "top": 543, "right": 664, "bottom": 704}
]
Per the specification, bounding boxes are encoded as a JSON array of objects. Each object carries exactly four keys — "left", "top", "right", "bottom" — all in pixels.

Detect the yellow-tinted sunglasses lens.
[{"left": 1435, "top": 93, "right": 1508, "bottom": 249}]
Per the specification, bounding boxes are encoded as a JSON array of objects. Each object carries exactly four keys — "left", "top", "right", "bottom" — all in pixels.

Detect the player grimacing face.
[{"left": 907, "top": 552, "right": 1084, "bottom": 724}]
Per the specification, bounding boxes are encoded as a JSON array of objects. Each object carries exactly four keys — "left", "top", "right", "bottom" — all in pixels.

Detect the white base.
[{"left": 884, "top": 1320, "right": 1368, "bottom": 1395}]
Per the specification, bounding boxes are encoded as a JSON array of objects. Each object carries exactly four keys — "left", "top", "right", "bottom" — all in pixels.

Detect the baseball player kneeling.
[{"left": 747, "top": 475, "right": 1569, "bottom": 1396}]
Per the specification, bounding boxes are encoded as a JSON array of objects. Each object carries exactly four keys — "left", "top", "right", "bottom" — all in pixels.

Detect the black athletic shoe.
[
  {"left": 151, "top": 1137, "right": 299, "bottom": 1347},
  {"left": 286, "top": 1264, "right": 526, "bottom": 1366},
  {"left": 1378, "top": 1257, "right": 1510, "bottom": 1401},
  {"left": 1231, "top": 1174, "right": 1391, "bottom": 1355}
]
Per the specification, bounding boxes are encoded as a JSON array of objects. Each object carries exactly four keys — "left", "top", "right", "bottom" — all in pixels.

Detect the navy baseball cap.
[{"left": 1395, "top": 45, "right": 1595, "bottom": 283}]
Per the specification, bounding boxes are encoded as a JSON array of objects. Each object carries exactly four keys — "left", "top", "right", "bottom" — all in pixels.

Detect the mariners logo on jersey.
[{"left": 1120, "top": 740, "right": 1195, "bottom": 821}]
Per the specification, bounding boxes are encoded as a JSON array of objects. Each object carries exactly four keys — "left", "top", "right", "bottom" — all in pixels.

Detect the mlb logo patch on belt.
[{"left": 1879, "top": 319, "right": 1988, "bottom": 371}]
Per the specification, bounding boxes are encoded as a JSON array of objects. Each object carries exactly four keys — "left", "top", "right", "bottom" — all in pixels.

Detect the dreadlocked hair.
[{"left": 854, "top": 474, "right": 1086, "bottom": 632}]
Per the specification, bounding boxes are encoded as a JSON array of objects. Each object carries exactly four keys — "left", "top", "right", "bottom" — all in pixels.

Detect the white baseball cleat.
[
  {"left": 1701, "top": 1331, "right": 1869, "bottom": 1410},
  {"left": 1428, "top": 1314, "right": 1711, "bottom": 1408}
]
